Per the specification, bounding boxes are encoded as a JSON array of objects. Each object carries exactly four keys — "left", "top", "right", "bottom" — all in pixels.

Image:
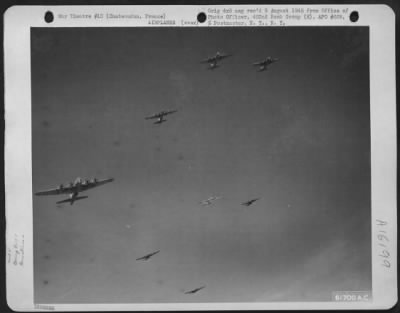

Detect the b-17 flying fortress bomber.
[
  {"left": 242, "top": 198, "right": 261, "bottom": 207},
  {"left": 253, "top": 57, "right": 279, "bottom": 72},
  {"left": 35, "top": 177, "right": 114, "bottom": 205},
  {"left": 136, "top": 250, "right": 160, "bottom": 261},
  {"left": 184, "top": 285, "right": 206, "bottom": 295},
  {"left": 145, "top": 109, "right": 178, "bottom": 124},
  {"left": 200, "top": 51, "right": 232, "bottom": 70}
]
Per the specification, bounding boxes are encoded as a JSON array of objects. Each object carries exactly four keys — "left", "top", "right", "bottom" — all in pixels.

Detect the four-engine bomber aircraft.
[
  {"left": 145, "top": 110, "right": 178, "bottom": 124},
  {"left": 184, "top": 286, "right": 206, "bottom": 294},
  {"left": 136, "top": 250, "right": 160, "bottom": 261},
  {"left": 35, "top": 177, "right": 114, "bottom": 205},
  {"left": 241, "top": 198, "right": 260, "bottom": 207},
  {"left": 201, "top": 52, "right": 232, "bottom": 70},
  {"left": 253, "top": 57, "right": 279, "bottom": 72}
]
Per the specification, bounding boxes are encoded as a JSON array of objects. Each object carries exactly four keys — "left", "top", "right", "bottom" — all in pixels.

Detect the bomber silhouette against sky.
[{"left": 32, "top": 26, "right": 371, "bottom": 303}]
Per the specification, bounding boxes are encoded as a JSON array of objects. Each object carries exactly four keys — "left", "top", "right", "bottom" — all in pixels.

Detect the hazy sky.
[{"left": 32, "top": 26, "right": 371, "bottom": 303}]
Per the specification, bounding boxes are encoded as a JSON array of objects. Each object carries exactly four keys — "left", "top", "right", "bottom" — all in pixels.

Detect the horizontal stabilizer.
[{"left": 57, "top": 196, "right": 88, "bottom": 205}]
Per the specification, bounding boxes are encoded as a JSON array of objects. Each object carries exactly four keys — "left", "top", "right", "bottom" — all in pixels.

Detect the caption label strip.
[{"left": 54, "top": 6, "right": 352, "bottom": 27}]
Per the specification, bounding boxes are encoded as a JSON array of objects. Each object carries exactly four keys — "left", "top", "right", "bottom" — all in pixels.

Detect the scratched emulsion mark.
[
  {"left": 376, "top": 219, "right": 391, "bottom": 268},
  {"left": 7, "top": 234, "right": 24, "bottom": 266}
]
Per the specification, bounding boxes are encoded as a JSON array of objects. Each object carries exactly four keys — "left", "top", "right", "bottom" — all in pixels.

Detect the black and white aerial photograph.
[{"left": 31, "top": 26, "right": 371, "bottom": 304}]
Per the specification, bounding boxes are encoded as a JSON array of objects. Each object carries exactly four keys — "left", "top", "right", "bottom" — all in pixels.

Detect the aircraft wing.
[
  {"left": 81, "top": 178, "right": 114, "bottom": 191},
  {"left": 145, "top": 115, "right": 158, "bottom": 120},
  {"left": 220, "top": 54, "right": 232, "bottom": 59},
  {"left": 165, "top": 110, "right": 177, "bottom": 115},
  {"left": 253, "top": 61, "right": 264, "bottom": 66},
  {"left": 200, "top": 57, "right": 214, "bottom": 63},
  {"left": 35, "top": 186, "right": 74, "bottom": 196}
]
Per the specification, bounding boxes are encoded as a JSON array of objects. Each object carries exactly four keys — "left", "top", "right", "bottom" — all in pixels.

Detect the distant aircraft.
[
  {"left": 136, "top": 250, "right": 160, "bottom": 261},
  {"left": 145, "top": 110, "right": 177, "bottom": 124},
  {"left": 253, "top": 57, "right": 279, "bottom": 72},
  {"left": 200, "top": 196, "right": 221, "bottom": 206},
  {"left": 201, "top": 52, "right": 232, "bottom": 70},
  {"left": 241, "top": 198, "right": 260, "bottom": 206},
  {"left": 184, "top": 285, "right": 206, "bottom": 294},
  {"left": 35, "top": 177, "right": 114, "bottom": 205}
]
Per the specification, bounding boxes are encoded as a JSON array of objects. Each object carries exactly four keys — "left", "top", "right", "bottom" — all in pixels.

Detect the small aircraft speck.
[
  {"left": 35, "top": 177, "right": 114, "bottom": 205},
  {"left": 145, "top": 110, "right": 177, "bottom": 124},
  {"left": 200, "top": 196, "right": 221, "bottom": 206},
  {"left": 241, "top": 198, "right": 260, "bottom": 206},
  {"left": 201, "top": 52, "right": 232, "bottom": 70},
  {"left": 253, "top": 57, "right": 279, "bottom": 72},
  {"left": 184, "top": 285, "right": 206, "bottom": 294},
  {"left": 136, "top": 250, "right": 160, "bottom": 261}
]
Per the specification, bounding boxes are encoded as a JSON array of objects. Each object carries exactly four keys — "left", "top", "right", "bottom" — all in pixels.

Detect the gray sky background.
[{"left": 32, "top": 27, "right": 371, "bottom": 303}]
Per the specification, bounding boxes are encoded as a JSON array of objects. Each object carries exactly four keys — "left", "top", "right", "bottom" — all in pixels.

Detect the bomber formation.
[
  {"left": 200, "top": 51, "right": 278, "bottom": 71},
  {"left": 35, "top": 50, "right": 276, "bottom": 296}
]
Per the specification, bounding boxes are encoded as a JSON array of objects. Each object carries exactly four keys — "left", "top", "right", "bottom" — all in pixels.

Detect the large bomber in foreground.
[{"left": 35, "top": 177, "right": 114, "bottom": 205}]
